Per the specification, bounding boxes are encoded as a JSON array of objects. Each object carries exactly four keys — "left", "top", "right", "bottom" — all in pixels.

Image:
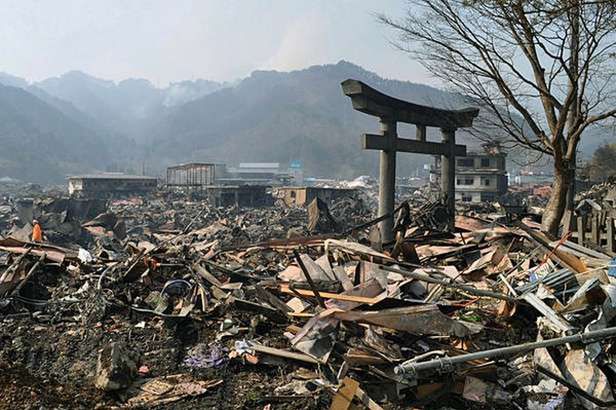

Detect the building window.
[
  {"left": 481, "top": 192, "right": 496, "bottom": 202},
  {"left": 457, "top": 158, "right": 474, "bottom": 167},
  {"left": 484, "top": 179, "right": 491, "bottom": 186},
  {"left": 480, "top": 158, "right": 491, "bottom": 168},
  {"left": 457, "top": 178, "right": 474, "bottom": 186},
  {"left": 461, "top": 194, "right": 473, "bottom": 202}
]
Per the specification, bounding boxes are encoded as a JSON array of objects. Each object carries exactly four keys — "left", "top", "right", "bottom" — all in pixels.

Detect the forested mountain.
[
  {"left": 0, "top": 61, "right": 612, "bottom": 182},
  {"left": 144, "top": 61, "right": 476, "bottom": 178},
  {"left": 0, "top": 84, "right": 110, "bottom": 182}
]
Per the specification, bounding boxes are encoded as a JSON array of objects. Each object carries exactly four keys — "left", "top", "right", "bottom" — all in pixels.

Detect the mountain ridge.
[{"left": 0, "top": 61, "right": 612, "bottom": 182}]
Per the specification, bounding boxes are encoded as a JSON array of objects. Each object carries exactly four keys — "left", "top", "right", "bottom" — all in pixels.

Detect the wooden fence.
[{"left": 570, "top": 212, "right": 615, "bottom": 254}]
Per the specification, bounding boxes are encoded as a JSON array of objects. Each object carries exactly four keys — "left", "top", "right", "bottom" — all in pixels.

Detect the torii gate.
[{"left": 341, "top": 79, "right": 479, "bottom": 242}]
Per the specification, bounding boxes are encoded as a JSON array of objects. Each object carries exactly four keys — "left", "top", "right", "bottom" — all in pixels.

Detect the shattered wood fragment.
[
  {"left": 126, "top": 375, "right": 222, "bottom": 407},
  {"left": 9, "top": 253, "right": 45, "bottom": 297},
  {"left": 521, "top": 292, "right": 574, "bottom": 333},
  {"left": 193, "top": 263, "right": 223, "bottom": 288},
  {"left": 250, "top": 343, "right": 320, "bottom": 364},
  {"left": 291, "top": 312, "right": 339, "bottom": 363},
  {"left": 332, "top": 305, "right": 482, "bottom": 337},
  {"left": 230, "top": 297, "right": 288, "bottom": 324},
  {"left": 330, "top": 377, "right": 359, "bottom": 410},
  {"left": 294, "top": 250, "right": 327, "bottom": 308},
  {"left": 344, "top": 348, "right": 389, "bottom": 366},
  {"left": 562, "top": 349, "right": 615, "bottom": 409},
  {"left": 279, "top": 284, "right": 385, "bottom": 305},
  {"left": 254, "top": 284, "right": 293, "bottom": 313}
]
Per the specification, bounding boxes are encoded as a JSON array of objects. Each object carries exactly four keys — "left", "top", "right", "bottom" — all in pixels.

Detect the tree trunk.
[{"left": 542, "top": 165, "right": 573, "bottom": 237}]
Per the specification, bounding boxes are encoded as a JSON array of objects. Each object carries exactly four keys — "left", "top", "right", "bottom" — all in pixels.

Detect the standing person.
[{"left": 32, "top": 219, "right": 43, "bottom": 242}]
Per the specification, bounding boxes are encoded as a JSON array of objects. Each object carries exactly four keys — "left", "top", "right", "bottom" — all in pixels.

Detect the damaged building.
[
  {"left": 204, "top": 185, "right": 272, "bottom": 207},
  {"left": 165, "top": 163, "right": 226, "bottom": 190},
  {"left": 275, "top": 186, "right": 357, "bottom": 207},
  {"left": 221, "top": 162, "right": 300, "bottom": 186},
  {"left": 432, "top": 151, "right": 508, "bottom": 202},
  {"left": 68, "top": 174, "right": 158, "bottom": 198},
  {"left": 6, "top": 76, "right": 616, "bottom": 410}
]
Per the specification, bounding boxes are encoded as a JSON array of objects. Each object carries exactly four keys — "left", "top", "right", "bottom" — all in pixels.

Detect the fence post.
[
  {"left": 607, "top": 217, "right": 614, "bottom": 253},
  {"left": 577, "top": 216, "right": 586, "bottom": 246},
  {"left": 592, "top": 215, "right": 601, "bottom": 245}
]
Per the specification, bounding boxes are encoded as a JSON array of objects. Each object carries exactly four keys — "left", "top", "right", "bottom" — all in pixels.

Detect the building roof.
[
  {"left": 465, "top": 151, "right": 507, "bottom": 157},
  {"left": 167, "top": 162, "right": 220, "bottom": 170},
  {"left": 457, "top": 169, "right": 508, "bottom": 175},
  {"left": 239, "top": 163, "right": 280, "bottom": 169},
  {"left": 277, "top": 186, "right": 356, "bottom": 192},
  {"left": 68, "top": 173, "right": 157, "bottom": 180}
]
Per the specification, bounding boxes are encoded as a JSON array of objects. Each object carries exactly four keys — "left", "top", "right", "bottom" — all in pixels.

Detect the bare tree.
[{"left": 379, "top": 0, "right": 616, "bottom": 236}]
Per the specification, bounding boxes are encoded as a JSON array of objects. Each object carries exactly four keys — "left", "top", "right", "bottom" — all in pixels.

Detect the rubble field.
[{"left": 1, "top": 184, "right": 616, "bottom": 409}]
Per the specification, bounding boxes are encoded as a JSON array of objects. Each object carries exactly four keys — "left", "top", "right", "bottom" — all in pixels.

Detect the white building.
[{"left": 432, "top": 152, "right": 508, "bottom": 202}]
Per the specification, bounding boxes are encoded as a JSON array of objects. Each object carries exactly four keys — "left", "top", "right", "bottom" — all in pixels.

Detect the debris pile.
[
  {"left": 1, "top": 188, "right": 616, "bottom": 409},
  {"left": 577, "top": 177, "right": 616, "bottom": 201}
]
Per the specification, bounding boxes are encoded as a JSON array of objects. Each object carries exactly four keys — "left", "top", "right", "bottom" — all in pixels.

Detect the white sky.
[{"left": 0, "top": 0, "right": 431, "bottom": 86}]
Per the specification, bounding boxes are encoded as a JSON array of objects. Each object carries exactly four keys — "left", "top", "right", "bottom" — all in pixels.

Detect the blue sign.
[{"left": 290, "top": 160, "right": 302, "bottom": 169}]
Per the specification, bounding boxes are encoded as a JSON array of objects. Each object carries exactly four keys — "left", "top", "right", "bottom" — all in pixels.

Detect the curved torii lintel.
[{"left": 341, "top": 79, "right": 479, "bottom": 129}]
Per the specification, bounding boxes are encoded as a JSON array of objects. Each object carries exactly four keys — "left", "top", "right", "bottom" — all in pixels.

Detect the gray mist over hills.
[{"left": 0, "top": 61, "right": 611, "bottom": 183}]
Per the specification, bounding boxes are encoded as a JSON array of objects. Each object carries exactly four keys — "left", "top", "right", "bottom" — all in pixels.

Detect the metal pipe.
[{"left": 395, "top": 326, "right": 616, "bottom": 377}]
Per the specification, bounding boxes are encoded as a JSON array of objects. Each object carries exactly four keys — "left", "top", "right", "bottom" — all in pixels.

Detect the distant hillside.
[
  {"left": 0, "top": 62, "right": 612, "bottom": 183},
  {"left": 0, "top": 85, "right": 111, "bottom": 183},
  {"left": 145, "top": 61, "right": 478, "bottom": 178},
  {"left": 34, "top": 72, "right": 226, "bottom": 140}
]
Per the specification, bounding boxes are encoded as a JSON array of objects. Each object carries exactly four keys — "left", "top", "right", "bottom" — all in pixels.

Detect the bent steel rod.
[{"left": 395, "top": 326, "right": 616, "bottom": 376}]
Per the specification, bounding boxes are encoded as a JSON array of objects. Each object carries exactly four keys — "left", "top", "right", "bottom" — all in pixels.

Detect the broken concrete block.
[{"left": 94, "top": 341, "right": 138, "bottom": 391}]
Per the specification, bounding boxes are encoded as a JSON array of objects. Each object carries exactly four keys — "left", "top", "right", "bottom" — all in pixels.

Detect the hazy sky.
[{"left": 0, "top": 0, "right": 431, "bottom": 86}]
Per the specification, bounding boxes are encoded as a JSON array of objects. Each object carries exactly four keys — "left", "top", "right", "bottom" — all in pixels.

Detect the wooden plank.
[
  {"left": 251, "top": 343, "right": 319, "bottom": 364},
  {"left": 608, "top": 217, "right": 615, "bottom": 253},
  {"left": 330, "top": 377, "right": 360, "bottom": 410},
  {"left": 516, "top": 222, "right": 588, "bottom": 274},
  {"left": 577, "top": 216, "right": 586, "bottom": 246},
  {"left": 363, "top": 134, "right": 466, "bottom": 156},
  {"left": 278, "top": 284, "right": 382, "bottom": 304},
  {"left": 591, "top": 215, "right": 600, "bottom": 245},
  {"left": 354, "top": 385, "right": 385, "bottom": 410}
]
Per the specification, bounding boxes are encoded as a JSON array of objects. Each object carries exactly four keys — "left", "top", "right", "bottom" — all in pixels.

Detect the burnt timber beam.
[{"left": 341, "top": 79, "right": 479, "bottom": 128}]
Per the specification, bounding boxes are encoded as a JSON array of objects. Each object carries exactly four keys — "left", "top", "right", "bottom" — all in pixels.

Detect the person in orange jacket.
[{"left": 32, "top": 219, "right": 43, "bottom": 242}]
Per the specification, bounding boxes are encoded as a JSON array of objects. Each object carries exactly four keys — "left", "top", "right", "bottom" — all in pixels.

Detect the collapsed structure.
[
  {"left": 165, "top": 162, "right": 221, "bottom": 190},
  {"left": 3, "top": 81, "right": 616, "bottom": 410},
  {"left": 68, "top": 174, "right": 158, "bottom": 198},
  {"left": 275, "top": 186, "right": 356, "bottom": 207}
]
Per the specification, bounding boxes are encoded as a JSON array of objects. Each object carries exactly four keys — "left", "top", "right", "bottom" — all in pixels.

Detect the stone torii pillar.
[{"left": 341, "top": 79, "right": 479, "bottom": 242}]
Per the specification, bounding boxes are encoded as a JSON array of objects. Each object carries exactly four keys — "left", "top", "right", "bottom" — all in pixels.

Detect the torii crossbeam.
[{"left": 341, "top": 79, "right": 479, "bottom": 242}]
